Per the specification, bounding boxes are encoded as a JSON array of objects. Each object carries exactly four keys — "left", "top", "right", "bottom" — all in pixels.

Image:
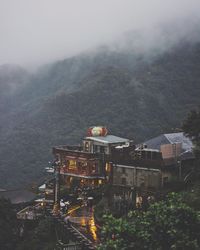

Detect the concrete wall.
[{"left": 113, "top": 164, "right": 161, "bottom": 189}]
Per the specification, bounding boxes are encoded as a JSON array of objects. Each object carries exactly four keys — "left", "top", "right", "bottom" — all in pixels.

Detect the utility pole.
[
  {"left": 53, "top": 160, "right": 60, "bottom": 214},
  {"left": 177, "top": 160, "right": 182, "bottom": 181},
  {"left": 172, "top": 143, "right": 181, "bottom": 180}
]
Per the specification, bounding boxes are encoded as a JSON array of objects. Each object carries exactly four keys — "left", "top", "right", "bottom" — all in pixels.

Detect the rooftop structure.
[
  {"left": 144, "top": 132, "right": 193, "bottom": 151},
  {"left": 51, "top": 127, "right": 166, "bottom": 195},
  {"left": 85, "top": 135, "right": 129, "bottom": 144},
  {"left": 50, "top": 128, "right": 197, "bottom": 215},
  {"left": 143, "top": 132, "right": 194, "bottom": 163}
]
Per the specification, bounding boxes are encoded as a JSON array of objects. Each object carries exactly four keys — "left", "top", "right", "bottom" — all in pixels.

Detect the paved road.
[{"left": 68, "top": 205, "right": 100, "bottom": 244}]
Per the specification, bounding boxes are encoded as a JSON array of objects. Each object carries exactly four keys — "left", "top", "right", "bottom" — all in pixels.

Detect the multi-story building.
[
  {"left": 52, "top": 127, "right": 130, "bottom": 188},
  {"left": 51, "top": 129, "right": 192, "bottom": 211}
]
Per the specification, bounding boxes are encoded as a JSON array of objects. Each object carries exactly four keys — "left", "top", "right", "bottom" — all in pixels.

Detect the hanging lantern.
[{"left": 87, "top": 126, "right": 108, "bottom": 137}]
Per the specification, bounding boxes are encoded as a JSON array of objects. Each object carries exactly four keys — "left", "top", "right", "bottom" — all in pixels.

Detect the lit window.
[
  {"left": 85, "top": 142, "right": 90, "bottom": 152},
  {"left": 105, "top": 163, "right": 110, "bottom": 172},
  {"left": 68, "top": 160, "right": 77, "bottom": 170},
  {"left": 92, "top": 164, "right": 97, "bottom": 173}
]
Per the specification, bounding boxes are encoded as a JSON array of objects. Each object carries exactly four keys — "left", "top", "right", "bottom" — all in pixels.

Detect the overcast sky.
[{"left": 0, "top": 0, "right": 200, "bottom": 68}]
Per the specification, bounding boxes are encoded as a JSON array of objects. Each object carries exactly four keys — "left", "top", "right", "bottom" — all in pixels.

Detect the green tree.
[
  {"left": 182, "top": 108, "right": 200, "bottom": 159},
  {"left": 16, "top": 217, "right": 56, "bottom": 250},
  {"left": 99, "top": 193, "right": 200, "bottom": 250}
]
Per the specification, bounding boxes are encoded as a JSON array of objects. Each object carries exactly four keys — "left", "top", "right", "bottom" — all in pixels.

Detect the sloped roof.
[
  {"left": 143, "top": 132, "right": 194, "bottom": 160},
  {"left": 85, "top": 135, "right": 129, "bottom": 144},
  {"left": 144, "top": 132, "right": 193, "bottom": 152},
  {"left": 164, "top": 133, "right": 193, "bottom": 152}
]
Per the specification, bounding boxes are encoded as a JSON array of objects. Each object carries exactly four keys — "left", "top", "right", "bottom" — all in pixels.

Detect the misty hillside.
[
  {"left": 0, "top": 64, "right": 29, "bottom": 110},
  {"left": 0, "top": 43, "right": 200, "bottom": 189}
]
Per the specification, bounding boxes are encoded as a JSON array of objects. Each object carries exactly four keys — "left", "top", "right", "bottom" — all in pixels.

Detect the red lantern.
[{"left": 87, "top": 126, "right": 108, "bottom": 137}]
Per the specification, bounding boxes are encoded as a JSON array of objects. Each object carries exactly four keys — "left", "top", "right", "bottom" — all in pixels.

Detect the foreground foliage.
[
  {"left": 99, "top": 193, "right": 200, "bottom": 250},
  {"left": 16, "top": 217, "right": 56, "bottom": 250},
  {"left": 0, "top": 198, "right": 56, "bottom": 250}
]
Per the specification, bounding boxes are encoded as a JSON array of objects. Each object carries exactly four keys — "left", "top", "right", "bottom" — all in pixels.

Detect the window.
[
  {"left": 100, "top": 146, "right": 105, "bottom": 153},
  {"left": 121, "top": 178, "right": 126, "bottom": 185},
  {"left": 163, "top": 176, "right": 169, "bottom": 184},
  {"left": 93, "top": 145, "right": 98, "bottom": 153},
  {"left": 84, "top": 141, "right": 90, "bottom": 152},
  {"left": 92, "top": 164, "right": 97, "bottom": 174},
  {"left": 68, "top": 160, "right": 77, "bottom": 170},
  {"left": 105, "top": 163, "right": 111, "bottom": 172},
  {"left": 122, "top": 168, "right": 126, "bottom": 174},
  {"left": 81, "top": 162, "right": 87, "bottom": 172}
]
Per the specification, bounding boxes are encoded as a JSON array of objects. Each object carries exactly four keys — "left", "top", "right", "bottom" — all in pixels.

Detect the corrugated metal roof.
[
  {"left": 85, "top": 135, "right": 129, "bottom": 144},
  {"left": 144, "top": 132, "right": 193, "bottom": 152},
  {"left": 164, "top": 132, "right": 193, "bottom": 151},
  {"left": 144, "top": 134, "right": 170, "bottom": 150},
  {"left": 143, "top": 132, "right": 194, "bottom": 160}
]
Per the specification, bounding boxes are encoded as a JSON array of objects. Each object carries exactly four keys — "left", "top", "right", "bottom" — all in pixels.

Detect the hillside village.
[
  {"left": 1, "top": 41, "right": 200, "bottom": 191},
  {"left": 12, "top": 125, "right": 197, "bottom": 249},
  {"left": 1, "top": 1, "right": 200, "bottom": 249},
  {"left": 48, "top": 127, "right": 194, "bottom": 206}
]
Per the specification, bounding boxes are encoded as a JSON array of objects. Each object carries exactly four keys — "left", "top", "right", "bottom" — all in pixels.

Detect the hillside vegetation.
[{"left": 0, "top": 43, "right": 200, "bottom": 188}]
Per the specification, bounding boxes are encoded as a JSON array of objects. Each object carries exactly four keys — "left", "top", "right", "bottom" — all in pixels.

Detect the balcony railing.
[{"left": 60, "top": 166, "right": 100, "bottom": 177}]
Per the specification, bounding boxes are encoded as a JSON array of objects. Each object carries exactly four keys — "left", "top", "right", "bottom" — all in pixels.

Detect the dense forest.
[{"left": 0, "top": 42, "right": 200, "bottom": 189}]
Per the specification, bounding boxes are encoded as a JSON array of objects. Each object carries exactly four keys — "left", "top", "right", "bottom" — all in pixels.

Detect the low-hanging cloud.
[{"left": 0, "top": 0, "right": 200, "bottom": 68}]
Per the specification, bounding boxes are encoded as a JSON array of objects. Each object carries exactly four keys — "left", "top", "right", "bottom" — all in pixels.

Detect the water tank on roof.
[{"left": 87, "top": 126, "right": 108, "bottom": 137}]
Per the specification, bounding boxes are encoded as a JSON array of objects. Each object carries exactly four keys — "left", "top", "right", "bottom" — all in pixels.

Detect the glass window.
[
  {"left": 100, "top": 146, "right": 105, "bottom": 153},
  {"left": 68, "top": 160, "right": 77, "bottom": 170},
  {"left": 93, "top": 145, "right": 98, "bottom": 153}
]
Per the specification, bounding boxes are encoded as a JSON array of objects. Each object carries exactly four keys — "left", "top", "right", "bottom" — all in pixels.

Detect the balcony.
[{"left": 60, "top": 162, "right": 101, "bottom": 178}]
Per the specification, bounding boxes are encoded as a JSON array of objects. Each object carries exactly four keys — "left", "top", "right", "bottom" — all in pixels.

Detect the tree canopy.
[
  {"left": 182, "top": 108, "right": 200, "bottom": 160},
  {"left": 98, "top": 193, "right": 200, "bottom": 250}
]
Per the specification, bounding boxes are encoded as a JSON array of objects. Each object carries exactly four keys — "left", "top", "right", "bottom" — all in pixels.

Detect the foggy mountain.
[
  {"left": 0, "top": 41, "right": 200, "bottom": 189},
  {"left": 0, "top": 64, "right": 29, "bottom": 104}
]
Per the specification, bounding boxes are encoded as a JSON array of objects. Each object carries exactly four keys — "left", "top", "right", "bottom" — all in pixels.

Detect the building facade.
[
  {"left": 112, "top": 164, "right": 161, "bottom": 190},
  {"left": 52, "top": 127, "right": 130, "bottom": 189}
]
